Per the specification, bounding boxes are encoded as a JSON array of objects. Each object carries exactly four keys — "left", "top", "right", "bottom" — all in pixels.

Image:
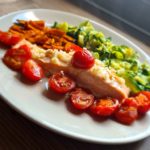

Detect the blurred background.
[{"left": 70, "top": 0, "right": 150, "bottom": 46}]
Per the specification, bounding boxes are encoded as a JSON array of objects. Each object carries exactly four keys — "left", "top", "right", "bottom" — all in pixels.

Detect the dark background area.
[{"left": 69, "top": 0, "right": 150, "bottom": 46}]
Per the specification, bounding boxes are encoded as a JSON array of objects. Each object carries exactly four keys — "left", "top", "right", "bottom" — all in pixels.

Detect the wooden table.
[{"left": 0, "top": 0, "right": 150, "bottom": 149}]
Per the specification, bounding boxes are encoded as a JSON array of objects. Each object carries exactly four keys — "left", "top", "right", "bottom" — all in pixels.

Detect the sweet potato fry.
[
  {"left": 28, "top": 20, "right": 45, "bottom": 30},
  {"left": 8, "top": 20, "right": 75, "bottom": 51},
  {"left": 47, "top": 28, "right": 65, "bottom": 37}
]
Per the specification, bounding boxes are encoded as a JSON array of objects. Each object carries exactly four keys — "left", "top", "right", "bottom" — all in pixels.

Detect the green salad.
[{"left": 52, "top": 21, "right": 150, "bottom": 93}]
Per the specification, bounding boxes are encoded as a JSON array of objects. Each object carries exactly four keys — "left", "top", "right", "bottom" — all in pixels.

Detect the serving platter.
[{"left": 0, "top": 9, "right": 150, "bottom": 144}]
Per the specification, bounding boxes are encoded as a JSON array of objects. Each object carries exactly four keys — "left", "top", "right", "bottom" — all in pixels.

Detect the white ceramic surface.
[{"left": 0, "top": 9, "right": 150, "bottom": 144}]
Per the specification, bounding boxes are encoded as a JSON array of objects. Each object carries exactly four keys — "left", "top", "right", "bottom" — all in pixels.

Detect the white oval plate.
[{"left": 0, "top": 9, "right": 150, "bottom": 144}]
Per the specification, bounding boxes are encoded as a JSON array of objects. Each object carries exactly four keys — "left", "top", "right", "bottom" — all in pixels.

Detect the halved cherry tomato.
[
  {"left": 135, "top": 93, "right": 150, "bottom": 114},
  {"left": 48, "top": 71, "right": 76, "bottom": 94},
  {"left": 0, "top": 31, "right": 10, "bottom": 45},
  {"left": 22, "top": 59, "right": 44, "bottom": 81},
  {"left": 70, "top": 88, "right": 94, "bottom": 110},
  {"left": 72, "top": 48, "right": 94, "bottom": 69},
  {"left": 3, "top": 44, "right": 32, "bottom": 70},
  {"left": 121, "top": 97, "right": 138, "bottom": 108},
  {"left": 90, "top": 98, "right": 119, "bottom": 116},
  {"left": 65, "top": 44, "right": 82, "bottom": 52},
  {"left": 139, "top": 91, "right": 150, "bottom": 100},
  {"left": 115, "top": 106, "right": 138, "bottom": 125},
  {"left": 0, "top": 31, "right": 21, "bottom": 46}
]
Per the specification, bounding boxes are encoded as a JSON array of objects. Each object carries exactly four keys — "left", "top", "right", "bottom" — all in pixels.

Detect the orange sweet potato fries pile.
[{"left": 8, "top": 20, "right": 75, "bottom": 51}]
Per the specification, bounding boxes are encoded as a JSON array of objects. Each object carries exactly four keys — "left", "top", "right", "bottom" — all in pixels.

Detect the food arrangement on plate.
[{"left": 1, "top": 19, "right": 150, "bottom": 125}]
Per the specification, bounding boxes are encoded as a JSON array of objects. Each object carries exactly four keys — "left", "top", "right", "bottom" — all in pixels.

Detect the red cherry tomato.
[
  {"left": 3, "top": 44, "right": 32, "bottom": 70},
  {"left": 122, "top": 97, "right": 138, "bottom": 108},
  {"left": 48, "top": 71, "right": 76, "bottom": 94},
  {"left": 0, "top": 31, "right": 21, "bottom": 46},
  {"left": 135, "top": 93, "right": 150, "bottom": 114},
  {"left": 0, "top": 31, "right": 10, "bottom": 45},
  {"left": 22, "top": 59, "right": 44, "bottom": 81},
  {"left": 8, "top": 34, "right": 21, "bottom": 45},
  {"left": 115, "top": 106, "right": 138, "bottom": 125},
  {"left": 72, "top": 48, "right": 95, "bottom": 69},
  {"left": 65, "top": 44, "right": 82, "bottom": 52},
  {"left": 139, "top": 91, "right": 150, "bottom": 100},
  {"left": 70, "top": 88, "right": 94, "bottom": 110},
  {"left": 90, "top": 98, "right": 119, "bottom": 116}
]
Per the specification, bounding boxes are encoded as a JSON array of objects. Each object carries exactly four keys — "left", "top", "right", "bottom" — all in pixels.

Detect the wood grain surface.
[{"left": 0, "top": 0, "right": 150, "bottom": 149}]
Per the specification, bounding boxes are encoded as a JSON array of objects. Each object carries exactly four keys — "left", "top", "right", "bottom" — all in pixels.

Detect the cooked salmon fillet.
[
  {"left": 38, "top": 50, "right": 130, "bottom": 99},
  {"left": 13, "top": 40, "right": 130, "bottom": 99}
]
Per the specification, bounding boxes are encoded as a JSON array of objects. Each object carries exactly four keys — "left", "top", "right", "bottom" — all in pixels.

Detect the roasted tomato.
[
  {"left": 48, "top": 71, "right": 76, "bottom": 94},
  {"left": 139, "top": 91, "right": 150, "bottom": 100},
  {"left": 70, "top": 88, "right": 94, "bottom": 110},
  {"left": 121, "top": 97, "right": 138, "bottom": 108},
  {"left": 0, "top": 31, "right": 21, "bottom": 46},
  {"left": 135, "top": 92, "right": 150, "bottom": 114},
  {"left": 3, "top": 45, "right": 32, "bottom": 70},
  {"left": 22, "top": 59, "right": 44, "bottom": 81},
  {"left": 90, "top": 98, "right": 119, "bottom": 116},
  {"left": 72, "top": 48, "right": 94, "bottom": 69},
  {"left": 65, "top": 44, "right": 82, "bottom": 52},
  {"left": 115, "top": 106, "right": 138, "bottom": 125}
]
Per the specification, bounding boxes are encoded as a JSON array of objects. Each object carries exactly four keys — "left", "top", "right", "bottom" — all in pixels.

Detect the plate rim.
[{"left": 0, "top": 8, "right": 150, "bottom": 144}]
